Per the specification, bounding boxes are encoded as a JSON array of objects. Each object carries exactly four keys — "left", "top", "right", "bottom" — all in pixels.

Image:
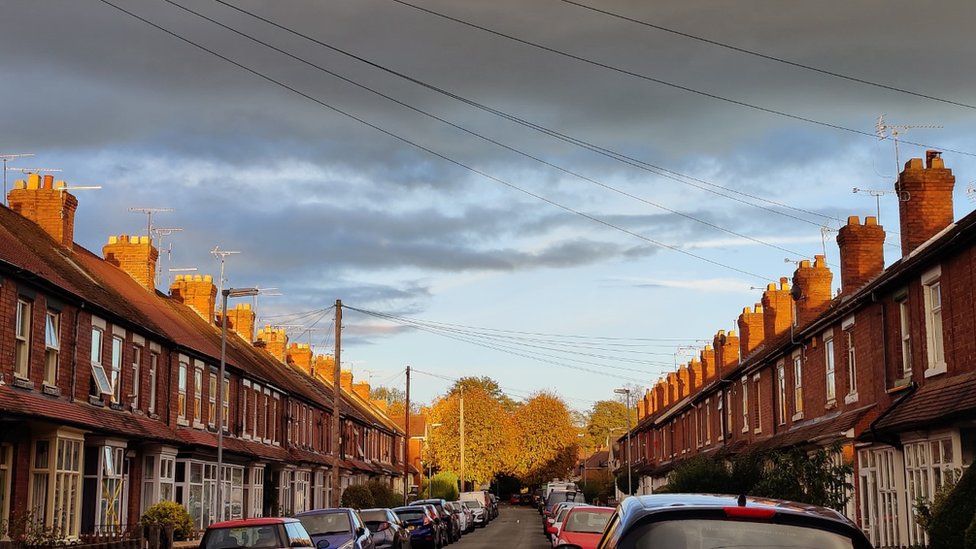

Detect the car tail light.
[
  {"left": 423, "top": 515, "right": 431, "bottom": 526},
  {"left": 376, "top": 522, "right": 390, "bottom": 532},
  {"left": 724, "top": 506, "right": 776, "bottom": 519}
]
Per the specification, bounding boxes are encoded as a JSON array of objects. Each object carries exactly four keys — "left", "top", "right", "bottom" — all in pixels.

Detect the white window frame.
[
  {"left": 777, "top": 361, "right": 787, "bottom": 425},
  {"left": 0, "top": 443, "right": 11, "bottom": 531},
  {"left": 222, "top": 376, "right": 230, "bottom": 431},
  {"left": 131, "top": 340, "right": 142, "bottom": 410},
  {"left": 90, "top": 322, "right": 112, "bottom": 397},
  {"left": 15, "top": 298, "right": 33, "bottom": 380},
  {"left": 44, "top": 310, "right": 60, "bottom": 386},
  {"left": 28, "top": 429, "right": 85, "bottom": 540},
  {"left": 752, "top": 373, "right": 762, "bottom": 434},
  {"left": 898, "top": 295, "right": 912, "bottom": 378},
  {"left": 922, "top": 265, "right": 946, "bottom": 377},
  {"left": 110, "top": 333, "right": 124, "bottom": 403},
  {"left": 824, "top": 329, "right": 836, "bottom": 405},
  {"left": 792, "top": 353, "right": 804, "bottom": 420},
  {"left": 148, "top": 347, "right": 160, "bottom": 416},
  {"left": 193, "top": 364, "right": 203, "bottom": 427},
  {"left": 208, "top": 372, "right": 218, "bottom": 429},
  {"left": 741, "top": 377, "right": 749, "bottom": 433},
  {"left": 177, "top": 358, "right": 189, "bottom": 424}
]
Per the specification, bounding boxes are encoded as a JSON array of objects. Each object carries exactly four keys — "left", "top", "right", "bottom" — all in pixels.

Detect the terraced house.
[
  {"left": 618, "top": 151, "right": 976, "bottom": 548},
  {"left": 0, "top": 174, "right": 408, "bottom": 539}
]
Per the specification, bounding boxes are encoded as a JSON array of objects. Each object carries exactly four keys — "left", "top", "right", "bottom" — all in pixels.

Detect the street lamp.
[
  {"left": 217, "top": 287, "right": 259, "bottom": 523},
  {"left": 614, "top": 388, "right": 633, "bottom": 497}
]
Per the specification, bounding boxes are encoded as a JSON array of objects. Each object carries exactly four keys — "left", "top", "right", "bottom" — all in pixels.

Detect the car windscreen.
[
  {"left": 547, "top": 491, "right": 576, "bottom": 506},
  {"left": 297, "top": 513, "right": 352, "bottom": 536},
  {"left": 204, "top": 526, "right": 282, "bottom": 549},
  {"left": 627, "top": 519, "right": 857, "bottom": 549},
  {"left": 562, "top": 510, "right": 612, "bottom": 533},
  {"left": 464, "top": 499, "right": 483, "bottom": 508}
]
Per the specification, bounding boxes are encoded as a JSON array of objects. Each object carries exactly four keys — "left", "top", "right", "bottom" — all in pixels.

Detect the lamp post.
[
  {"left": 614, "top": 388, "right": 633, "bottom": 497},
  {"left": 217, "top": 287, "right": 259, "bottom": 523}
]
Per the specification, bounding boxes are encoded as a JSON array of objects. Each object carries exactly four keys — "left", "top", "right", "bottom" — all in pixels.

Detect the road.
[{"left": 453, "top": 504, "right": 552, "bottom": 549}]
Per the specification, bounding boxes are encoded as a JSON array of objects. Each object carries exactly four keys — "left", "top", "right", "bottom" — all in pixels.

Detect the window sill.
[
  {"left": 13, "top": 377, "right": 34, "bottom": 390},
  {"left": 754, "top": 428, "right": 762, "bottom": 434},
  {"left": 845, "top": 392, "right": 859, "bottom": 405},
  {"left": 89, "top": 395, "right": 105, "bottom": 407},
  {"left": 741, "top": 426, "right": 749, "bottom": 433},
  {"left": 924, "top": 364, "right": 947, "bottom": 378},
  {"left": 792, "top": 411, "right": 804, "bottom": 421},
  {"left": 825, "top": 399, "right": 837, "bottom": 410}
]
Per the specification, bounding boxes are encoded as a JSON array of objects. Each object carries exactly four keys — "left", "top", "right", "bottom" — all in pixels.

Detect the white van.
[{"left": 459, "top": 490, "right": 489, "bottom": 506}]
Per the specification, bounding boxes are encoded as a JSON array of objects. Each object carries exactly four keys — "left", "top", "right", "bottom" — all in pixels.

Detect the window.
[
  {"left": 0, "top": 444, "right": 11, "bottom": 531},
  {"left": 15, "top": 298, "right": 32, "bottom": 379},
  {"left": 846, "top": 329, "right": 858, "bottom": 398},
  {"left": 131, "top": 344, "right": 142, "bottom": 409},
  {"left": 704, "top": 398, "right": 712, "bottom": 444},
  {"left": 208, "top": 373, "right": 217, "bottom": 428},
  {"left": 752, "top": 374, "right": 762, "bottom": 434},
  {"left": 793, "top": 354, "right": 804, "bottom": 418},
  {"left": 29, "top": 431, "right": 83, "bottom": 539},
  {"left": 725, "top": 389, "right": 733, "bottom": 438},
  {"left": 90, "top": 327, "right": 112, "bottom": 397},
  {"left": 178, "top": 360, "right": 188, "bottom": 423},
  {"left": 858, "top": 448, "right": 901, "bottom": 548},
  {"left": 194, "top": 367, "right": 203, "bottom": 426},
  {"left": 905, "top": 436, "right": 956, "bottom": 547},
  {"left": 777, "top": 362, "right": 787, "bottom": 425},
  {"left": 83, "top": 444, "right": 126, "bottom": 530},
  {"left": 148, "top": 351, "right": 159, "bottom": 415},
  {"left": 223, "top": 377, "right": 230, "bottom": 430},
  {"left": 741, "top": 378, "right": 749, "bottom": 433},
  {"left": 922, "top": 266, "right": 945, "bottom": 376},
  {"left": 898, "top": 296, "right": 912, "bottom": 377},
  {"left": 110, "top": 335, "right": 123, "bottom": 402},
  {"left": 45, "top": 310, "right": 60, "bottom": 386},
  {"left": 824, "top": 331, "right": 836, "bottom": 403}
]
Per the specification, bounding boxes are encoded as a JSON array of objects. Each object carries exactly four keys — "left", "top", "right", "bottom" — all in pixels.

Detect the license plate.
[{"left": 407, "top": 526, "right": 415, "bottom": 531}]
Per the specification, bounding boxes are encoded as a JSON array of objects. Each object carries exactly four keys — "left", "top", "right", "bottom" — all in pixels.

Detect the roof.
[
  {"left": 870, "top": 371, "right": 976, "bottom": 434},
  {"left": 749, "top": 404, "right": 876, "bottom": 453}
]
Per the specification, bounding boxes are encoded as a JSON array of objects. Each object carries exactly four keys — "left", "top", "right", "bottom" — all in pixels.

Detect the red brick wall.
[
  {"left": 896, "top": 151, "right": 955, "bottom": 256},
  {"left": 102, "top": 235, "right": 159, "bottom": 291},
  {"left": 763, "top": 278, "right": 793, "bottom": 341},
  {"left": 837, "top": 216, "right": 885, "bottom": 296},
  {"left": 793, "top": 256, "right": 833, "bottom": 326},
  {"left": 7, "top": 174, "right": 77, "bottom": 249}
]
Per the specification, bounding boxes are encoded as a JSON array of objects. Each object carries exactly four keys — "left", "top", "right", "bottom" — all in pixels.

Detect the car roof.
[{"left": 207, "top": 517, "right": 301, "bottom": 529}]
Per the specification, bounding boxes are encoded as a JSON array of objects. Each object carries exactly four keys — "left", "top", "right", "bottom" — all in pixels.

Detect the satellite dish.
[{"left": 790, "top": 281, "right": 804, "bottom": 302}]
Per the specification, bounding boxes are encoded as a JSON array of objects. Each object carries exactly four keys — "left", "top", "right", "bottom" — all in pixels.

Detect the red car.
[{"left": 551, "top": 506, "right": 613, "bottom": 549}]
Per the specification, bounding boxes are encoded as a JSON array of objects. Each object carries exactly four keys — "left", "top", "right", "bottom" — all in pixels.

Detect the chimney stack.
[
  {"left": 700, "top": 346, "right": 716, "bottom": 381},
  {"left": 837, "top": 216, "right": 885, "bottom": 296},
  {"left": 221, "top": 303, "right": 256, "bottom": 343},
  {"left": 353, "top": 381, "right": 371, "bottom": 402},
  {"left": 738, "top": 304, "right": 764, "bottom": 357},
  {"left": 340, "top": 369, "right": 354, "bottom": 392},
  {"left": 8, "top": 174, "right": 78, "bottom": 250},
  {"left": 313, "top": 354, "right": 336, "bottom": 384},
  {"left": 762, "top": 278, "right": 793, "bottom": 341},
  {"left": 792, "top": 255, "right": 833, "bottom": 326},
  {"left": 256, "top": 325, "right": 288, "bottom": 363},
  {"left": 896, "top": 151, "right": 954, "bottom": 256},
  {"left": 287, "top": 343, "right": 314, "bottom": 375},
  {"left": 170, "top": 275, "right": 217, "bottom": 323},
  {"left": 103, "top": 235, "right": 159, "bottom": 291}
]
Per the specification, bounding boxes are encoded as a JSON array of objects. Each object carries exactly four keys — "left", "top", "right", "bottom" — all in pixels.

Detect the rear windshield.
[
  {"left": 563, "top": 510, "right": 611, "bottom": 534},
  {"left": 627, "top": 519, "right": 857, "bottom": 549},
  {"left": 203, "top": 525, "right": 311, "bottom": 549},
  {"left": 298, "top": 513, "right": 351, "bottom": 536},
  {"left": 465, "top": 500, "right": 483, "bottom": 508},
  {"left": 395, "top": 510, "right": 426, "bottom": 521},
  {"left": 359, "top": 510, "right": 388, "bottom": 522},
  {"left": 547, "top": 492, "right": 577, "bottom": 505}
]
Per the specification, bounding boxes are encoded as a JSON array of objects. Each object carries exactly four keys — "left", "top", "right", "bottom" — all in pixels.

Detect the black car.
[
  {"left": 596, "top": 494, "right": 874, "bottom": 549},
  {"left": 393, "top": 506, "right": 440, "bottom": 549},
  {"left": 412, "top": 499, "right": 461, "bottom": 542},
  {"left": 360, "top": 509, "right": 412, "bottom": 549}
]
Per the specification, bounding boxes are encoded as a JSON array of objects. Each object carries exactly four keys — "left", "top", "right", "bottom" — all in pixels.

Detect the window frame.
[
  {"left": 824, "top": 329, "right": 836, "bottom": 404},
  {"left": 44, "top": 309, "right": 61, "bottom": 386},
  {"left": 922, "top": 265, "right": 946, "bottom": 377},
  {"left": 792, "top": 353, "right": 804, "bottom": 420},
  {"left": 15, "top": 297, "right": 33, "bottom": 380},
  {"left": 90, "top": 326, "right": 112, "bottom": 398}
]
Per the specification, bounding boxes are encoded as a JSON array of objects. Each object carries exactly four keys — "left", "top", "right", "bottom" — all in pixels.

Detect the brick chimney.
[
  {"left": 896, "top": 151, "right": 955, "bottom": 256},
  {"left": 313, "top": 354, "right": 336, "bottom": 384},
  {"left": 371, "top": 399, "right": 389, "bottom": 413},
  {"left": 762, "top": 278, "right": 793, "bottom": 341},
  {"left": 837, "top": 216, "right": 885, "bottom": 296},
  {"left": 792, "top": 255, "right": 833, "bottom": 326},
  {"left": 713, "top": 330, "right": 739, "bottom": 378},
  {"left": 737, "top": 304, "right": 764, "bottom": 357},
  {"left": 8, "top": 174, "right": 78, "bottom": 250},
  {"left": 700, "top": 346, "right": 716, "bottom": 381},
  {"left": 353, "top": 381, "right": 371, "bottom": 402},
  {"left": 666, "top": 372, "right": 679, "bottom": 404},
  {"left": 256, "top": 325, "right": 288, "bottom": 363},
  {"left": 103, "top": 235, "right": 159, "bottom": 291},
  {"left": 170, "top": 275, "right": 217, "bottom": 323},
  {"left": 678, "top": 365, "right": 690, "bottom": 398},
  {"left": 287, "top": 343, "right": 313, "bottom": 375},
  {"left": 690, "top": 357, "right": 703, "bottom": 392},
  {"left": 221, "top": 303, "right": 256, "bottom": 343},
  {"left": 652, "top": 379, "right": 665, "bottom": 411},
  {"left": 340, "top": 369, "right": 354, "bottom": 392}
]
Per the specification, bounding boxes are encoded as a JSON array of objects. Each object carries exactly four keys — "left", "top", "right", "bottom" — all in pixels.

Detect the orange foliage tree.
[{"left": 511, "top": 391, "right": 580, "bottom": 487}]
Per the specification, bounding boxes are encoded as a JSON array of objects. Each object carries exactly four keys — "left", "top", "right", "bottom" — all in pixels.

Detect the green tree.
[
  {"left": 370, "top": 386, "right": 418, "bottom": 416},
  {"left": 583, "top": 400, "right": 631, "bottom": 451},
  {"left": 751, "top": 444, "right": 853, "bottom": 509},
  {"left": 511, "top": 391, "right": 579, "bottom": 487},
  {"left": 927, "top": 464, "right": 976, "bottom": 549}
]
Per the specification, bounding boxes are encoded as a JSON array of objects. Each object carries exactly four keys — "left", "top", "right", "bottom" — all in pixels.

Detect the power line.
[
  {"left": 384, "top": 0, "right": 976, "bottom": 159},
  {"left": 95, "top": 0, "right": 775, "bottom": 283},
  {"left": 557, "top": 0, "right": 976, "bottom": 111}
]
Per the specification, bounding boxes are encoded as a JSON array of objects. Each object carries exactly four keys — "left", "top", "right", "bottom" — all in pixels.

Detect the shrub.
[
  {"left": 140, "top": 501, "right": 194, "bottom": 541},
  {"left": 927, "top": 465, "right": 976, "bottom": 549},
  {"left": 965, "top": 510, "right": 976, "bottom": 549},
  {"left": 365, "top": 480, "right": 403, "bottom": 508},
  {"left": 341, "top": 484, "right": 375, "bottom": 510},
  {"left": 426, "top": 472, "right": 459, "bottom": 501}
]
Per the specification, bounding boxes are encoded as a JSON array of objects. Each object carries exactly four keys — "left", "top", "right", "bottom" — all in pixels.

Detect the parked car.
[
  {"left": 593, "top": 494, "right": 874, "bottom": 549},
  {"left": 551, "top": 505, "right": 613, "bottom": 549},
  {"left": 509, "top": 493, "right": 521, "bottom": 505},
  {"left": 544, "top": 489, "right": 584, "bottom": 517},
  {"left": 461, "top": 498, "right": 488, "bottom": 528},
  {"left": 487, "top": 494, "right": 499, "bottom": 519},
  {"left": 200, "top": 517, "right": 314, "bottom": 549},
  {"left": 360, "top": 509, "right": 411, "bottom": 549},
  {"left": 544, "top": 501, "right": 583, "bottom": 539},
  {"left": 443, "top": 501, "right": 470, "bottom": 535},
  {"left": 412, "top": 499, "right": 460, "bottom": 542},
  {"left": 457, "top": 501, "right": 475, "bottom": 534},
  {"left": 393, "top": 505, "right": 441, "bottom": 549},
  {"left": 294, "top": 508, "right": 374, "bottom": 549}
]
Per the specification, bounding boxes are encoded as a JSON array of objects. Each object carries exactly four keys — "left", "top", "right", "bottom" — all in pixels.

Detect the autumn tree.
[
  {"left": 448, "top": 376, "right": 518, "bottom": 412},
  {"left": 428, "top": 386, "right": 514, "bottom": 488},
  {"left": 511, "top": 391, "right": 580, "bottom": 487},
  {"left": 370, "top": 385, "right": 419, "bottom": 416},
  {"left": 583, "top": 400, "right": 632, "bottom": 451}
]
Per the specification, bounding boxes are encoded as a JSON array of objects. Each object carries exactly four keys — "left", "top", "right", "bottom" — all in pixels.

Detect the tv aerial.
[
  {"left": 876, "top": 115, "right": 942, "bottom": 176},
  {"left": 1, "top": 153, "right": 35, "bottom": 203}
]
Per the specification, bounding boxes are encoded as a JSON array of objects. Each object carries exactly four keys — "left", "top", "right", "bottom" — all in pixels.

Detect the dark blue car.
[
  {"left": 392, "top": 506, "right": 439, "bottom": 549},
  {"left": 294, "top": 508, "right": 375, "bottom": 549}
]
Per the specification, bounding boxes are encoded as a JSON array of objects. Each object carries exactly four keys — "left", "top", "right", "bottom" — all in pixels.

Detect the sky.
[{"left": 3, "top": 0, "right": 975, "bottom": 412}]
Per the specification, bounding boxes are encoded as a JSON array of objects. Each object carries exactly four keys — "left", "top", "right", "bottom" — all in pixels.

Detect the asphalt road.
[{"left": 453, "top": 504, "right": 552, "bottom": 549}]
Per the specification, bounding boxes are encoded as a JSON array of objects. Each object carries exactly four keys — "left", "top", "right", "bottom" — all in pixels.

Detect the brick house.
[
  {"left": 618, "top": 151, "right": 975, "bottom": 548},
  {"left": 0, "top": 174, "right": 405, "bottom": 538}
]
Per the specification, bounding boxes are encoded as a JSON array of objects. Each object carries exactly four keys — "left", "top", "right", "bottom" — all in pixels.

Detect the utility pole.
[
  {"left": 331, "top": 300, "right": 342, "bottom": 507},
  {"left": 459, "top": 387, "right": 465, "bottom": 493},
  {"left": 403, "top": 366, "right": 411, "bottom": 505}
]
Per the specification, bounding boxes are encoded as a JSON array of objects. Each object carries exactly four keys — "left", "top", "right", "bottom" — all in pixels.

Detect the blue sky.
[{"left": 3, "top": 0, "right": 975, "bottom": 411}]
